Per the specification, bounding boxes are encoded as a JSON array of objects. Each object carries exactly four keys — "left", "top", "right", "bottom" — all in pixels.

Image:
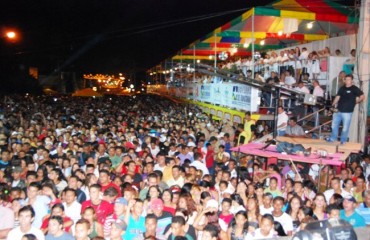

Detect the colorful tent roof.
[{"left": 172, "top": 0, "right": 358, "bottom": 59}]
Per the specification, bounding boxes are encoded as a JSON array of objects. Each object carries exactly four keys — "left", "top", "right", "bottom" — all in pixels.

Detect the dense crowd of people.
[{"left": 0, "top": 94, "right": 369, "bottom": 240}]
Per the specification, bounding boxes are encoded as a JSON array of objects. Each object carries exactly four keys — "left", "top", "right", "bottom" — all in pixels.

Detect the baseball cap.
[
  {"left": 344, "top": 195, "right": 357, "bottom": 203},
  {"left": 115, "top": 197, "right": 128, "bottom": 206},
  {"left": 150, "top": 198, "right": 164, "bottom": 210}
]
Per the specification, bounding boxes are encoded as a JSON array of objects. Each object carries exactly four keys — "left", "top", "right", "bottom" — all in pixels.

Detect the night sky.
[
  {"left": 1, "top": 0, "right": 356, "bottom": 79},
  {"left": 0, "top": 0, "right": 275, "bottom": 77}
]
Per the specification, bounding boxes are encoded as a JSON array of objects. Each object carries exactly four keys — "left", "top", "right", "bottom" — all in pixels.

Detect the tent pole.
[
  {"left": 252, "top": 13, "right": 255, "bottom": 79},
  {"left": 214, "top": 33, "right": 217, "bottom": 72},
  {"left": 193, "top": 45, "right": 196, "bottom": 82}
]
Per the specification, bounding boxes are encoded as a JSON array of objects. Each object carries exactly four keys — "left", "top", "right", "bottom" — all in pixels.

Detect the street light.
[{"left": 6, "top": 31, "right": 16, "bottom": 39}]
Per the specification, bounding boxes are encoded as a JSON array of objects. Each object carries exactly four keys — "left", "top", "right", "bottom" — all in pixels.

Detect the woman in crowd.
[
  {"left": 235, "top": 181, "right": 248, "bottom": 206},
  {"left": 312, "top": 193, "right": 328, "bottom": 220},
  {"left": 329, "top": 193, "right": 343, "bottom": 209},
  {"left": 162, "top": 189, "right": 176, "bottom": 215},
  {"left": 82, "top": 207, "right": 104, "bottom": 239},
  {"left": 353, "top": 176, "right": 366, "bottom": 203},
  {"left": 227, "top": 210, "right": 249, "bottom": 240},
  {"left": 40, "top": 203, "right": 73, "bottom": 234},
  {"left": 342, "top": 178, "right": 354, "bottom": 196},
  {"left": 48, "top": 168, "right": 68, "bottom": 193},
  {"left": 177, "top": 193, "right": 198, "bottom": 224},
  {"left": 81, "top": 173, "right": 98, "bottom": 200},
  {"left": 286, "top": 196, "right": 303, "bottom": 231},
  {"left": 246, "top": 197, "right": 261, "bottom": 232},
  {"left": 164, "top": 208, "right": 197, "bottom": 240}
]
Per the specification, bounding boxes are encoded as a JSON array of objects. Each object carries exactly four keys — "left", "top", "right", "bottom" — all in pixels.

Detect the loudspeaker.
[{"left": 292, "top": 219, "right": 357, "bottom": 240}]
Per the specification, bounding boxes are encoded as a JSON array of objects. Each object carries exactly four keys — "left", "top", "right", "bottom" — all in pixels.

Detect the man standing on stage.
[{"left": 328, "top": 74, "right": 364, "bottom": 144}]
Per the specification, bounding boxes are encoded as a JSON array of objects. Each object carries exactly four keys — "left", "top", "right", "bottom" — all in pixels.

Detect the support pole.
[
  {"left": 214, "top": 33, "right": 217, "bottom": 72},
  {"left": 251, "top": 13, "right": 255, "bottom": 79}
]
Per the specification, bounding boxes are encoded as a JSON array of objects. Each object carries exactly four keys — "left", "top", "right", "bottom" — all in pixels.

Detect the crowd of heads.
[{"left": 0, "top": 94, "right": 368, "bottom": 240}]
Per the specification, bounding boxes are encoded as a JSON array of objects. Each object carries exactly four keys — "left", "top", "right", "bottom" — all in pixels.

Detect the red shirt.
[
  {"left": 81, "top": 200, "right": 113, "bottom": 224},
  {"left": 205, "top": 149, "right": 214, "bottom": 168},
  {"left": 120, "top": 164, "right": 140, "bottom": 175},
  {"left": 41, "top": 216, "right": 73, "bottom": 232},
  {"left": 163, "top": 206, "right": 175, "bottom": 216},
  {"left": 219, "top": 213, "right": 233, "bottom": 225},
  {"left": 101, "top": 182, "right": 122, "bottom": 197}
]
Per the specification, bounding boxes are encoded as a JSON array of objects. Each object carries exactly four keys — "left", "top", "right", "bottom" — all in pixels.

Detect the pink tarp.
[{"left": 231, "top": 143, "right": 344, "bottom": 166}]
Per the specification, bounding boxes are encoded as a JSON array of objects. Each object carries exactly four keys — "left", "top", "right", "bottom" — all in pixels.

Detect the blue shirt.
[
  {"left": 340, "top": 209, "right": 366, "bottom": 228},
  {"left": 356, "top": 203, "right": 370, "bottom": 225},
  {"left": 124, "top": 214, "right": 146, "bottom": 239},
  {"left": 0, "top": 159, "right": 9, "bottom": 170}
]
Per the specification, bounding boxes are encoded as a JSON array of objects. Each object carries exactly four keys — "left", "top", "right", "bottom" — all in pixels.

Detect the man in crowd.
[
  {"left": 271, "top": 197, "right": 293, "bottom": 236},
  {"left": 277, "top": 106, "right": 289, "bottom": 136},
  {"left": 62, "top": 187, "right": 81, "bottom": 231},
  {"left": 0, "top": 192, "right": 14, "bottom": 238},
  {"left": 103, "top": 197, "right": 128, "bottom": 238},
  {"left": 356, "top": 190, "right": 370, "bottom": 225},
  {"left": 7, "top": 206, "right": 45, "bottom": 240},
  {"left": 166, "top": 165, "right": 184, "bottom": 187},
  {"left": 340, "top": 196, "right": 366, "bottom": 228},
  {"left": 74, "top": 219, "right": 91, "bottom": 240},
  {"left": 328, "top": 74, "right": 364, "bottom": 144},
  {"left": 26, "top": 182, "right": 50, "bottom": 228},
  {"left": 45, "top": 216, "right": 74, "bottom": 240},
  {"left": 81, "top": 184, "right": 113, "bottom": 224},
  {"left": 150, "top": 198, "right": 172, "bottom": 238},
  {"left": 125, "top": 199, "right": 146, "bottom": 239},
  {"left": 284, "top": 116, "right": 305, "bottom": 138}
]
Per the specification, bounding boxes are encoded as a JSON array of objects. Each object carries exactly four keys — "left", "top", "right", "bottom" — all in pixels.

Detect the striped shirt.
[{"left": 356, "top": 203, "right": 370, "bottom": 225}]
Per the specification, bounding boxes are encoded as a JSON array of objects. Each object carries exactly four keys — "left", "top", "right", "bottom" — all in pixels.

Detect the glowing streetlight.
[{"left": 6, "top": 31, "right": 16, "bottom": 39}]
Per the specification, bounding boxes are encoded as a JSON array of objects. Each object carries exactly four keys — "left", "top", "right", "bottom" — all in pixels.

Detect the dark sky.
[
  {"left": 0, "top": 0, "right": 274, "bottom": 76},
  {"left": 0, "top": 0, "right": 356, "bottom": 78}
]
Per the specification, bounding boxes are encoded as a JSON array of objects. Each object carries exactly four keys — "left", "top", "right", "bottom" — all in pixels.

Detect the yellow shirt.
[
  {"left": 162, "top": 166, "right": 173, "bottom": 182},
  {"left": 241, "top": 119, "right": 255, "bottom": 144}
]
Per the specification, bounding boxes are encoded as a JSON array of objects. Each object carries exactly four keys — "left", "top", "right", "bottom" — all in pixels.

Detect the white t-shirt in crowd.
[
  {"left": 7, "top": 226, "right": 45, "bottom": 240},
  {"left": 246, "top": 228, "right": 277, "bottom": 239},
  {"left": 260, "top": 205, "right": 273, "bottom": 215},
  {"left": 277, "top": 112, "right": 289, "bottom": 131},
  {"left": 273, "top": 212, "right": 293, "bottom": 235}
]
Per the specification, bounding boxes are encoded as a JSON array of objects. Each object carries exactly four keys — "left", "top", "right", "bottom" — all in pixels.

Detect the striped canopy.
[{"left": 173, "top": 0, "right": 358, "bottom": 60}]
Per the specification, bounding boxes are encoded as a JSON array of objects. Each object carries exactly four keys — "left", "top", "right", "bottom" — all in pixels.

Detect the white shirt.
[
  {"left": 27, "top": 195, "right": 50, "bottom": 228},
  {"left": 63, "top": 200, "right": 81, "bottom": 225},
  {"left": 154, "top": 164, "right": 165, "bottom": 172},
  {"left": 277, "top": 112, "right": 289, "bottom": 131},
  {"left": 166, "top": 176, "right": 185, "bottom": 188},
  {"left": 63, "top": 200, "right": 81, "bottom": 235},
  {"left": 295, "top": 85, "right": 310, "bottom": 94},
  {"left": 313, "top": 85, "right": 324, "bottom": 97},
  {"left": 299, "top": 51, "right": 309, "bottom": 60},
  {"left": 0, "top": 205, "right": 14, "bottom": 230},
  {"left": 285, "top": 76, "right": 296, "bottom": 86},
  {"left": 259, "top": 205, "right": 273, "bottom": 215},
  {"left": 273, "top": 212, "right": 293, "bottom": 234},
  {"left": 323, "top": 189, "right": 352, "bottom": 204},
  {"left": 246, "top": 228, "right": 277, "bottom": 239},
  {"left": 190, "top": 160, "right": 209, "bottom": 176},
  {"left": 309, "top": 164, "right": 320, "bottom": 181},
  {"left": 7, "top": 226, "right": 45, "bottom": 240}
]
